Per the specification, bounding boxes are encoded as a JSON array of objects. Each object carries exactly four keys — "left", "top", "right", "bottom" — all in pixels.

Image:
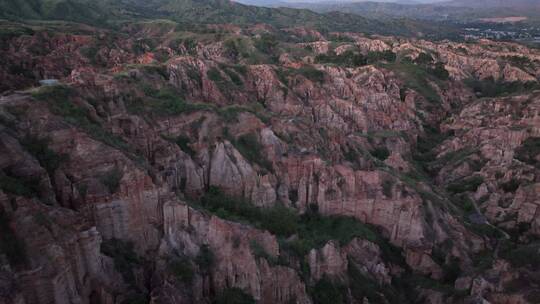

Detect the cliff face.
[{"left": 0, "top": 19, "right": 539, "bottom": 304}]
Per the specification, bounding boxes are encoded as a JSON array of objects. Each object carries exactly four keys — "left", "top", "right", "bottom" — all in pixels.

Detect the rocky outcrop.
[{"left": 160, "top": 201, "right": 311, "bottom": 304}]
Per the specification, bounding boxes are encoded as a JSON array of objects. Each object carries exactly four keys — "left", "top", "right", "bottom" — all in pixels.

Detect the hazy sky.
[
  {"left": 234, "top": 0, "right": 452, "bottom": 6},
  {"left": 241, "top": 0, "right": 449, "bottom": 3}
]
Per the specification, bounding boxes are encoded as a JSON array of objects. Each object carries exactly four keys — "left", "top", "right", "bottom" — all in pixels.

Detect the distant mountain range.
[
  {"left": 235, "top": 0, "right": 449, "bottom": 6},
  {"left": 444, "top": 0, "right": 540, "bottom": 8},
  {"left": 276, "top": 0, "right": 540, "bottom": 23},
  {"left": 235, "top": 0, "right": 538, "bottom": 6},
  {"left": 0, "top": 0, "right": 464, "bottom": 38}
]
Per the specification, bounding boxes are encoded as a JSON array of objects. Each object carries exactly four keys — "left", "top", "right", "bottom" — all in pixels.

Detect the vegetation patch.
[
  {"left": 383, "top": 62, "right": 443, "bottom": 103},
  {"left": 311, "top": 275, "right": 346, "bottom": 304},
  {"left": 450, "top": 194, "right": 475, "bottom": 213},
  {"left": 214, "top": 287, "right": 255, "bottom": 304},
  {"left": 169, "top": 257, "right": 194, "bottom": 283},
  {"left": 446, "top": 175, "right": 484, "bottom": 194},
  {"left": 207, "top": 67, "right": 223, "bottom": 82},
  {"left": 315, "top": 50, "right": 367, "bottom": 67},
  {"left": 367, "top": 50, "right": 396, "bottom": 63},
  {"left": 0, "top": 209, "right": 27, "bottom": 266},
  {"left": 199, "top": 187, "right": 297, "bottom": 236},
  {"left": 20, "top": 134, "right": 67, "bottom": 175},
  {"left": 221, "top": 65, "right": 245, "bottom": 86},
  {"left": 101, "top": 238, "right": 142, "bottom": 286},
  {"left": 500, "top": 179, "right": 521, "bottom": 193},
  {"left": 296, "top": 66, "right": 325, "bottom": 83},
  {"left": 421, "top": 147, "right": 476, "bottom": 176},
  {"left": 382, "top": 179, "right": 394, "bottom": 198},
  {"left": 249, "top": 240, "right": 282, "bottom": 265},
  {"left": 231, "top": 133, "right": 273, "bottom": 173},
  {"left": 32, "top": 85, "right": 141, "bottom": 162},
  {"left": 223, "top": 38, "right": 251, "bottom": 59},
  {"left": 0, "top": 170, "right": 40, "bottom": 198},
  {"left": 163, "top": 134, "right": 196, "bottom": 157},
  {"left": 370, "top": 147, "right": 390, "bottom": 161},
  {"left": 201, "top": 189, "right": 409, "bottom": 273},
  {"left": 503, "top": 55, "right": 534, "bottom": 71},
  {"left": 465, "top": 78, "right": 539, "bottom": 98},
  {"left": 499, "top": 241, "right": 540, "bottom": 270},
  {"left": 348, "top": 263, "right": 392, "bottom": 303},
  {"left": 254, "top": 34, "right": 278, "bottom": 55},
  {"left": 176, "top": 135, "right": 196, "bottom": 157},
  {"left": 515, "top": 137, "right": 540, "bottom": 168},
  {"left": 138, "top": 86, "right": 212, "bottom": 116},
  {"left": 100, "top": 167, "right": 123, "bottom": 194},
  {"left": 195, "top": 244, "right": 214, "bottom": 274}
]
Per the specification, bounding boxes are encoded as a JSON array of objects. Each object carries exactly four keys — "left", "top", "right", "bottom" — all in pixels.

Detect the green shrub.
[
  {"left": 367, "top": 50, "right": 396, "bottom": 63},
  {"left": 232, "top": 133, "right": 273, "bottom": 172},
  {"left": 200, "top": 187, "right": 292, "bottom": 236},
  {"left": 446, "top": 176, "right": 484, "bottom": 194},
  {"left": 169, "top": 258, "right": 194, "bottom": 283},
  {"left": 214, "top": 287, "right": 255, "bottom": 304},
  {"left": 499, "top": 242, "right": 540, "bottom": 270},
  {"left": 370, "top": 147, "right": 390, "bottom": 161},
  {"left": 348, "top": 263, "right": 386, "bottom": 303},
  {"left": 504, "top": 55, "right": 533, "bottom": 70},
  {"left": 414, "top": 53, "right": 434, "bottom": 65},
  {"left": 450, "top": 194, "right": 475, "bottom": 213},
  {"left": 219, "top": 106, "right": 244, "bottom": 123},
  {"left": 260, "top": 204, "right": 298, "bottom": 236},
  {"left": 32, "top": 85, "right": 82, "bottom": 116},
  {"left": 469, "top": 223, "right": 503, "bottom": 239},
  {"left": 311, "top": 276, "right": 345, "bottom": 304},
  {"left": 100, "top": 167, "right": 123, "bottom": 194},
  {"left": 427, "top": 147, "right": 475, "bottom": 174},
  {"left": 223, "top": 67, "right": 244, "bottom": 86},
  {"left": 223, "top": 39, "right": 241, "bottom": 58},
  {"left": 501, "top": 179, "right": 520, "bottom": 193},
  {"left": 140, "top": 64, "right": 169, "bottom": 80},
  {"left": 121, "top": 293, "right": 147, "bottom": 304},
  {"left": 275, "top": 67, "right": 290, "bottom": 86},
  {"left": 383, "top": 62, "right": 441, "bottom": 103},
  {"left": 101, "top": 238, "right": 141, "bottom": 286},
  {"left": 327, "top": 34, "right": 355, "bottom": 43},
  {"left": 442, "top": 257, "right": 461, "bottom": 284},
  {"left": 184, "top": 38, "right": 198, "bottom": 54},
  {"left": 186, "top": 65, "right": 203, "bottom": 87},
  {"left": 207, "top": 67, "right": 223, "bottom": 82},
  {"left": 196, "top": 244, "right": 214, "bottom": 273},
  {"left": 138, "top": 87, "right": 210, "bottom": 116},
  {"left": 33, "top": 86, "right": 138, "bottom": 160},
  {"left": 465, "top": 78, "right": 540, "bottom": 97},
  {"left": 20, "top": 134, "right": 67, "bottom": 175},
  {"left": 0, "top": 170, "right": 39, "bottom": 198},
  {"left": 296, "top": 66, "right": 325, "bottom": 83},
  {"left": 429, "top": 62, "right": 449, "bottom": 80},
  {"left": 0, "top": 210, "right": 27, "bottom": 266},
  {"left": 382, "top": 180, "right": 394, "bottom": 198},
  {"left": 285, "top": 214, "right": 379, "bottom": 258},
  {"left": 254, "top": 34, "right": 278, "bottom": 54},
  {"left": 515, "top": 137, "right": 540, "bottom": 168},
  {"left": 173, "top": 135, "right": 195, "bottom": 157},
  {"left": 249, "top": 240, "right": 278, "bottom": 265},
  {"left": 198, "top": 187, "right": 384, "bottom": 261},
  {"left": 342, "top": 145, "right": 361, "bottom": 164},
  {"left": 315, "top": 50, "right": 367, "bottom": 67},
  {"left": 80, "top": 45, "right": 100, "bottom": 64}
]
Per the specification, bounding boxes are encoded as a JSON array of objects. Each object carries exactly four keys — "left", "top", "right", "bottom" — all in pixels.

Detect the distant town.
[{"left": 462, "top": 24, "right": 540, "bottom": 45}]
